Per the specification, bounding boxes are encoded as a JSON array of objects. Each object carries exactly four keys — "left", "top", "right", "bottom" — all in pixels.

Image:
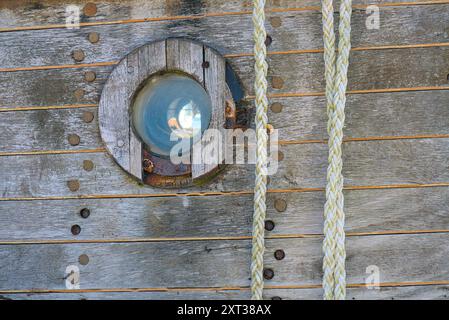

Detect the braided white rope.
[
  {"left": 251, "top": 0, "right": 269, "bottom": 300},
  {"left": 321, "top": 0, "right": 352, "bottom": 300}
]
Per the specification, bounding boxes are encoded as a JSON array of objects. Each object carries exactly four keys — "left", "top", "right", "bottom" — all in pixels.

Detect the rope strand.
[
  {"left": 251, "top": 0, "right": 269, "bottom": 300},
  {"left": 321, "top": 0, "right": 352, "bottom": 300}
]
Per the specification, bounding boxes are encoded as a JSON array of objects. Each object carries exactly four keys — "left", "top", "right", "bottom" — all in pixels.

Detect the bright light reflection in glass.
[{"left": 132, "top": 73, "right": 212, "bottom": 158}]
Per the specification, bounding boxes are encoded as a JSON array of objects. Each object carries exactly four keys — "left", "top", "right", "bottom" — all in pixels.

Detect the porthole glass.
[{"left": 132, "top": 73, "right": 212, "bottom": 158}]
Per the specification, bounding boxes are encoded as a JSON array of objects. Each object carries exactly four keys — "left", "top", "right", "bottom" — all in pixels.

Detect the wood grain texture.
[
  {"left": 1, "top": 138, "right": 448, "bottom": 198},
  {"left": 98, "top": 61, "right": 130, "bottom": 172},
  {"left": 1, "top": 187, "right": 449, "bottom": 241},
  {"left": 2, "top": 285, "right": 449, "bottom": 300},
  {"left": 1, "top": 5, "right": 449, "bottom": 69},
  {"left": 2, "top": 46, "right": 449, "bottom": 108},
  {"left": 192, "top": 45, "right": 226, "bottom": 179},
  {"left": 2, "top": 0, "right": 449, "bottom": 300},
  {"left": 0, "top": 0, "right": 437, "bottom": 30},
  {"left": 2, "top": 91, "right": 449, "bottom": 153},
  {"left": 99, "top": 40, "right": 166, "bottom": 179},
  {"left": 1, "top": 234, "right": 449, "bottom": 291}
]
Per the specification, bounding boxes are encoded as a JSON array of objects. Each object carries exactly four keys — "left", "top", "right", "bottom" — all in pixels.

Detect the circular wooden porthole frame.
[{"left": 99, "top": 38, "right": 236, "bottom": 188}]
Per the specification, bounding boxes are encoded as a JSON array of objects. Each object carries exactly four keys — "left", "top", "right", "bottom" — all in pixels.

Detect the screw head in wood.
[
  {"left": 78, "top": 254, "right": 89, "bottom": 265},
  {"left": 71, "top": 224, "right": 81, "bottom": 235},
  {"left": 80, "top": 208, "right": 90, "bottom": 219},
  {"left": 270, "top": 102, "right": 283, "bottom": 113},
  {"left": 202, "top": 61, "right": 210, "bottom": 68},
  {"left": 263, "top": 268, "right": 274, "bottom": 280},
  {"left": 68, "top": 134, "right": 80, "bottom": 146},
  {"left": 88, "top": 32, "right": 100, "bottom": 44},
  {"left": 265, "top": 220, "right": 275, "bottom": 231},
  {"left": 72, "top": 49, "right": 85, "bottom": 62},
  {"left": 271, "top": 76, "right": 284, "bottom": 89},
  {"left": 83, "top": 3, "right": 97, "bottom": 16},
  {"left": 269, "top": 17, "right": 282, "bottom": 28},
  {"left": 274, "top": 198, "right": 287, "bottom": 212},
  {"left": 67, "top": 180, "right": 80, "bottom": 192},
  {"left": 83, "top": 160, "right": 94, "bottom": 171},
  {"left": 82, "top": 111, "right": 94, "bottom": 123},
  {"left": 84, "top": 71, "right": 96, "bottom": 82},
  {"left": 274, "top": 249, "right": 285, "bottom": 260}
]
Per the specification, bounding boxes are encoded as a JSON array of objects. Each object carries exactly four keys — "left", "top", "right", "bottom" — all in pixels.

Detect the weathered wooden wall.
[{"left": 1, "top": 0, "right": 449, "bottom": 300}]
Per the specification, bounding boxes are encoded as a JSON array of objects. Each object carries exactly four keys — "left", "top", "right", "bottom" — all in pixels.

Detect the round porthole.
[{"left": 99, "top": 38, "right": 244, "bottom": 188}]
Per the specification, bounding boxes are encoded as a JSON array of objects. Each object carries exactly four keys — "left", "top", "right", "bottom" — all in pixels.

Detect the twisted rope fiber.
[
  {"left": 251, "top": 0, "right": 269, "bottom": 300},
  {"left": 321, "top": 0, "right": 352, "bottom": 300}
]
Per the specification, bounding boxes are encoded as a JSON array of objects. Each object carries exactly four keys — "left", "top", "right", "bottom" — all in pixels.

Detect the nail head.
[
  {"left": 67, "top": 180, "right": 80, "bottom": 192},
  {"left": 79, "top": 254, "right": 90, "bottom": 265},
  {"left": 270, "top": 102, "right": 283, "bottom": 113},
  {"left": 82, "top": 111, "right": 94, "bottom": 123},
  {"left": 83, "top": 3, "right": 97, "bottom": 17},
  {"left": 88, "top": 32, "right": 100, "bottom": 44},
  {"left": 68, "top": 134, "right": 80, "bottom": 146},
  {"left": 271, "top": 76, "right": 284, "bottom": 89},
  {"left": 263, "top": 268, "right": 274, "bottom": 280},
  {"left": 71, "top": 224, "right": 81, "bottom": 235},
  {"left": 84, "top": 71, "right": 96, "bottom": 82},
  {"left": 265, "top": 220, "right": 275, "bottom": 231},
  {"left": 274, "top": 249, "right": 285, "bottom": 260},
  {"left": 265, "top": 35, "right": 273, "bottom": 47},
  {"left": 72, "top": 49, "right": 85, "bottom": 62},
  {"left": 83, "top": 160, "right": 94, "bottom": 171},
  {"left": 74, "top": 89, "right": 85, "bottom": 101},
  {"left": 274, "top": 198, "right": 287, "bottom": 212},
  {"left": 80, "top": 208, "right": 90, "bottom": 219}
]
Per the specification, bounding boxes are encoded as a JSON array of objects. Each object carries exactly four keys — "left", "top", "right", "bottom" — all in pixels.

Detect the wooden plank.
[
  {"left": 267, "top": 91, "right": 449, "bottom": 142},
  {"left": 0, "top": 65, "right": 111, "bottom": 108},
  {"left": 98, "top": 61, "right": 130, "bottom": 171},
  {"left": 232, "top": 46, "right": 449, "bottom": 95},
  {"left": 1, "top": 187, "right": 448, "bottom": 241},
  {"left": 3, "top": 91, "right": 449, "bottom": 153},
  {"left": 2, "top": 46, "right": 448, "bottom": 108},
  {"left": 99, "top": 40, "right": 166, "bottom": 179},
  {"left": 192, "top": 46, "right": 226, "bottom": 179},
  {"left": 0, "top": 0, "right": 435, "bottom": 30},
  {"left": 166, "top": 38, "right": 204, "bottom": 81},
  {"left": 126, "top": 41, "right": 167, "bottom": 179},
  {"left": 0, "top": 234, "right": 448, "bottom": 290},
  {"left": 2, "top": 285, "right": 449, "bottom": 300},
  {"left": 1, "top": 5, "right": 449, "bottom": 69},
  {"left": 0, "top": 107, "right": 100, "bottom": 152},
  {"left": 0, "top": 138, "right": 448, "bottom": 198},
  {"left": 274, "top": 138, "right": 449, "bottom": 188}
]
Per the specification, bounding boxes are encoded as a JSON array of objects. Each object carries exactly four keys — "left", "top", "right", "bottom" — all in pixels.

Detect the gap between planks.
[
  {"left": 1, "top": 183, "right": 449, "bottom": 202},
  {"left": 0, "top": 0, "right": 448, "bottom": 33},
  {"left": 2, "top": 134, "right": 449, "bottom": 157},
  {"left": 1, "top": 229, "right": 449, "bottom": 246},
  {"left": 2, "top": 42, "right": 449, "bottom": 73},
  {"left": 2, "top": 280, "right": 449, "bottom": 295}
]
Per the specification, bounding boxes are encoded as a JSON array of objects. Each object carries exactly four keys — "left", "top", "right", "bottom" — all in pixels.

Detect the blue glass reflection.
[{"left": 132, "top": 73, "right": 212, "bottom": 157}]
